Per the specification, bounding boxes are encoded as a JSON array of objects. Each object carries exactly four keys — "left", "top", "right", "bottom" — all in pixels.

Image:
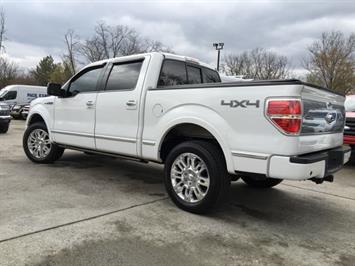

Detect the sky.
[{"left": 1, "top": 0, "right": 355, "bottom": 75}]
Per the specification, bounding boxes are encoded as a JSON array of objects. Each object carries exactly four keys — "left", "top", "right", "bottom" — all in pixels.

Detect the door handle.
[
  {"left": 86, "top": 101, "right": 94, "bottom": 107},
  {"left": 126, "top": 100, "right": 137, "bottom": 107}
]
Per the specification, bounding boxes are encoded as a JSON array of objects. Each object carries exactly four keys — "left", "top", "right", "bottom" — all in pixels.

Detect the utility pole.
[{"left": 213, "top": 42, "right": 224, "bottom": 72}]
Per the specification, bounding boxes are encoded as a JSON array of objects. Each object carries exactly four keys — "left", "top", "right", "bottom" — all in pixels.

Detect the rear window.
[
  {"left": 105, "top": 61, "right": 143, "bottom": 91},
  {"left": 158, "top": 59, "right": 220, "bottom": 87},
  {"left": 158, "top": 60, "right": 187, "bottom": 87}
]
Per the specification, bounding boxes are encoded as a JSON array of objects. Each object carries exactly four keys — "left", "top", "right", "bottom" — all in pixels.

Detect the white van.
[{"left": 0, "top": 85, "right": 47, "bottom": 106}]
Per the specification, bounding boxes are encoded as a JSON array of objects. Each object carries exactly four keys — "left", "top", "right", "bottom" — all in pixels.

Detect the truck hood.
[{"left": 346, "top": 112, "right": 355, "bottom": 118}]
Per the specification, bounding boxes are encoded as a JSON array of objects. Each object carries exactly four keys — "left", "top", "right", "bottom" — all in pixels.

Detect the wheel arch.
[
  {"left": 27, "top": 113, "right": 46, "bottom": 126},
  {"left": 26, "top": 109, "right": 53, "bottom": 141},
  {"left": 158, "top": 120, "right": 234, "bottom": 173}
]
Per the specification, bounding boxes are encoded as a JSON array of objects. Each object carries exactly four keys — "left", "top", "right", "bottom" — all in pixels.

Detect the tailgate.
[{"left": 301, "top": 85, "right": 345, "bottom": 135}]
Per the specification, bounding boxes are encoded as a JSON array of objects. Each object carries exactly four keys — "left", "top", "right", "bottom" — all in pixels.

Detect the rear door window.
[
  {"left": 105, "top": 61, "right": 143, "bottom": 91},
  {"left": 158, "top": 60, "right": 187, "bottom": 87}
]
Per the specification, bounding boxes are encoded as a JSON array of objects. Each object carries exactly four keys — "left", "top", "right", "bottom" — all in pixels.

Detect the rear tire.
[
  {"left": 164, "top": 140, "right": 230, "bottom": 214},
  {"left": 0, "top": 123, "right": 9, "bottom": 133},
  {"left": 23, "top": 122, "right": 64, "bottom": 163},
  {"left": 241, "top": 176, "right": 282, "bottom": 188}
]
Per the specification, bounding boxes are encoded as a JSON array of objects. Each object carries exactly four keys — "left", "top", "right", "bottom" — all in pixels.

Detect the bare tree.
[
  {"left": 304, "top": 31, "right": 355, "bottom": 94},
  {"left": 0, "top": 8, "right": 6, "bottom": 54},
  {"left": 63, "top": 29, "right": 79, "bottom": 75},
  {"left": 79, "top": 22, "right": 173, "bottom": 63},
  {"left": 223, "top": 48, "right": 290, "bottom": 80},
  {"left": 79, "top": 22, "right": 131, "bottom": 62},
  {"left": 0, "top": 57, "right": 19, "bottom": 88}
]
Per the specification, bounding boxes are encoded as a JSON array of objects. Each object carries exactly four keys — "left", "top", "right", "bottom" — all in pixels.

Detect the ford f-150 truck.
[{"left": 23, "top": 52, "right": 351, "bottom": 213}]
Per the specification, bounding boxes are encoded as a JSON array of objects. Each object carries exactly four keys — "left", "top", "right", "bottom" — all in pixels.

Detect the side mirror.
[{"left": 47, "top": 83, "right": 65, "bottom": 97}]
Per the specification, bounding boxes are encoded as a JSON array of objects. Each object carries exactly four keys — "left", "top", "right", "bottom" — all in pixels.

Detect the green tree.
[
  {"left": 305, "top": 31, "right": 355, "bottom": 94},
  {"left": 31, "top": 56, "right": 57, "bottom": 86},
  {"left": 49, "top": 61, "right": 73, "bottom": 84}
]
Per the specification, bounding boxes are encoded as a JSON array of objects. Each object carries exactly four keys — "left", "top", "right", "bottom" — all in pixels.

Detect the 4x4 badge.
[{"left": 221, "top": 100, "right": 260, "bottom": 108}]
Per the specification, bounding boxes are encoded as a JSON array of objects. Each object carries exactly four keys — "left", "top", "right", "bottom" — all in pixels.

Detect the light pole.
[{"left": 213, "top": 42, "right": 224, "bottom": 72}]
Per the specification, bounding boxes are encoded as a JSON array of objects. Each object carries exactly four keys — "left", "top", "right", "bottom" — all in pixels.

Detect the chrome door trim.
[
  {"left": 95, "top": 134, "right": 137, "bottom": 143},
  {"left": 231, "top": 151, "right": 269, "bottom": 160},
  {"left": 51, "top": 130, "right": 94, "bottom": 138},
  {"left": 52, "top": 130, "right": 137, "bottom": 143},
  {"left": 142, "top": 140, "right": 156, "bottom": 146}
]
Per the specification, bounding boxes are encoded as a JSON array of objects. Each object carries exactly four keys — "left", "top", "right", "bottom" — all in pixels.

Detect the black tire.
[
  {"left": 164, "top": 140, "right": 230, "bottom": 214},
  {"left": 23, "top": 122, "right": 64, "bottom": 163},
  {"left": 0, "top": 123, "right": 9, "bottom": 133},
  {"left": 241, "top": 176, "right": 282, "bottom": 188},
  {"left": 19, "top": 111, "right": 26, "bottom": 120},
  {"left": 11, "top": 114, "right": 20, "bottom": 120}
]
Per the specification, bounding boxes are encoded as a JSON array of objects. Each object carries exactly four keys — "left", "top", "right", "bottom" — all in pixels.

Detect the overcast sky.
[{"left": 1, "top": 0, "right": 355, "bottom": 74}]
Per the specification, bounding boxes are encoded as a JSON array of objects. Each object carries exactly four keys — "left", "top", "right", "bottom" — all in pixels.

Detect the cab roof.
[{"left": 86, "top": 52, "right": 216, "bottom": 71}]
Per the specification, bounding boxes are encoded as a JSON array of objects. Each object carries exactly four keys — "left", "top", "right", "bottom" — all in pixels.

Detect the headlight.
[{"left": 13, "top": 105, "right": 21, "bottom": 110}]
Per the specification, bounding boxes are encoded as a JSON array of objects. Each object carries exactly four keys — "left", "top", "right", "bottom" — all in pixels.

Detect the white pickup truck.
[{"left": 23, "top": 52, "right": 351, "bottom": 213}]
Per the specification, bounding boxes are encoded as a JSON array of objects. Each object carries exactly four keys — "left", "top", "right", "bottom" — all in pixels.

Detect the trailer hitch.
[{"left": 310, "top": 175, "right": 334, "bottom": 184}]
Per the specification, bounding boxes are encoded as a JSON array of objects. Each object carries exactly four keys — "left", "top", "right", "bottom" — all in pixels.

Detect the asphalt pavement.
[{"left": 0, "top": 120, "right": 354, "bottom": 266}]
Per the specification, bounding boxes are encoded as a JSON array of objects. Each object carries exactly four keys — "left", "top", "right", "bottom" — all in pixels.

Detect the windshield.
[
  {"left": 345, "top": 96, "right": 355, "bottom": 112},
  {"left": 0, "top": 89, "right": 8, "bottom": 98}
]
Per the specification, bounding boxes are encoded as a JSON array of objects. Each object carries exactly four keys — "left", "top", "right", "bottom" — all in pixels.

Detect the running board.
[{"left": 55, "top": 143, "right": 151, "bottom": 164}]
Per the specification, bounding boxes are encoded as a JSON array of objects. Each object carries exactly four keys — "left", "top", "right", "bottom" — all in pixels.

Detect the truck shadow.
[
  {"left": 209, "top": 182, "right": 354, "bottom": 236},
  {"left": 51, "top": 152, "right": 353, "bottom": 234}
]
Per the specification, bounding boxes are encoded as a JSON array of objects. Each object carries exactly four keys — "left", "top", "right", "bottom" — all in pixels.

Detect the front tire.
[
  {"left": 23, "top": 122, "right": 64, "bottom": 163},
  {"left": 241, "top": 176, "right": 282, "bottom": 188},
  {"left": 164, "top": 141, "right": 230, "bottom": 214}
]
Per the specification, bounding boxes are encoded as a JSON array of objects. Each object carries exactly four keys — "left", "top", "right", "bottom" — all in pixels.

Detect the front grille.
[
  {"left": 345, "top": 117, "right": 355, "bottom": 136},
  {"left": 0, "top": 110, "right": 10, "bottom": 116}
]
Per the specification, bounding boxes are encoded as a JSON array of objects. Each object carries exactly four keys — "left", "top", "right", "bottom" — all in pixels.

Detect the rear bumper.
[
  {"left": 268, "top": 145, "right": 351, "bottom": 180},
  {"left": 0, "top": 116, "right": 11, "bottom": 124}
]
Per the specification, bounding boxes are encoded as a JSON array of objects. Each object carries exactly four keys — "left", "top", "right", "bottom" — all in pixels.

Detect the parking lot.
[{"left": 0, "top": 120, "right": 354, "bottom": 265}]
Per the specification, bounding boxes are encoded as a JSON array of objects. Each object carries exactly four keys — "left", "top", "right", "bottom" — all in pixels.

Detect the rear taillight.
[{"left": 266, "top": 99, "right": 302, "bottom": 135}]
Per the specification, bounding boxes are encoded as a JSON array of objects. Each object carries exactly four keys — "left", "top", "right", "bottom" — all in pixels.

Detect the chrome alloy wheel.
[
  {"left": 170, "top": 153, "right": 210, "bottom": 203},
  {"left": 27, "top": 129, "right": 51, "bottom": 159}
]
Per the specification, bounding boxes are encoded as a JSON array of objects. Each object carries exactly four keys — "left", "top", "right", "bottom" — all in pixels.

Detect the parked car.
[
  {"left": 10, "top": 104, "right": 26, "bottom": 119},
  {"left": 0, "top": 85, "right": 47, "bottom": 107},
  {"left": 21, "top": 104, "right": 30, "bottom": 120},
  {"left": 0, "top": 102, "right": 11, "bottom": 133},
  {"left": 23, "top": 52, "right": 351, "bottom": 213},
  {"left": 344, "top": 95, "right": 355, "bottom": 159}
]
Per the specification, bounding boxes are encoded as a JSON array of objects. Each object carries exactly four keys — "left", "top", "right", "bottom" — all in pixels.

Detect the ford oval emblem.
[{"left": 325, "top": 112, "right": 336, "bottom": 124}]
